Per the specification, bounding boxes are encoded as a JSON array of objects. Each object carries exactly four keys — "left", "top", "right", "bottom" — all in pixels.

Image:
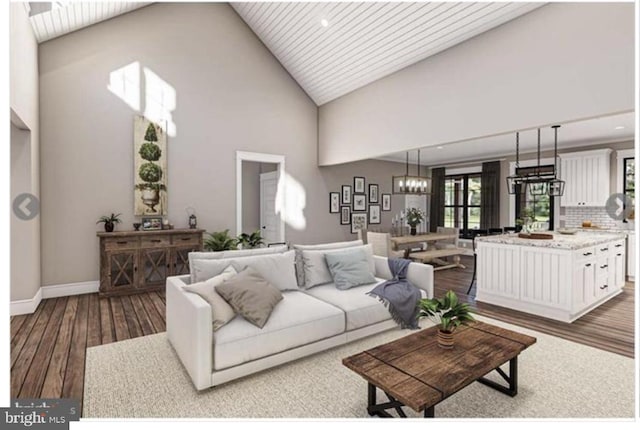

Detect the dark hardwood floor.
[
  {"left": 10, "top": 292, "right": 166, "bottom": 412},
  {"left": 10, "top": 257, "right": 635, "bottom": 414}
]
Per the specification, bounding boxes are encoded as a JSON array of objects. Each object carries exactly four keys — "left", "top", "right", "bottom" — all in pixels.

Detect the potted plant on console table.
[{"left": 418, "top": 290, "right": 475, "bottom": 349}]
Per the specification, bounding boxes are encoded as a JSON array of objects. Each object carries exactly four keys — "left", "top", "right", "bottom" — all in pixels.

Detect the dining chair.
[
  {"left": 434, "top": 226, "right": 459, "bottom": 250},
  {"left": 366, "top": 232, "right": 404, "bottom": 259}
]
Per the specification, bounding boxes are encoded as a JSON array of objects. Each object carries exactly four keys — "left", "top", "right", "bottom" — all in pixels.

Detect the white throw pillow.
[
  {"left": 293, "top": 240, "right": 363, "bottom": 287},
  {"left": 183, "top": 265, "right": 238, "bottom": 331},
  {"left": 191, "top": 250, "right": 298, "bottom": 292},
  {"left": 189, "top": 245, "right": 288, "bottom": 283},
  {"left": 301, "top": 244, "right": 375, "bottom": 289}
]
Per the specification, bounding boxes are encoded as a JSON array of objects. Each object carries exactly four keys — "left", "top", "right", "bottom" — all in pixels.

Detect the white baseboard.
[
  {"left": 10, "top": 280, "right": 100, "bottom": 316},
  {"left": 41, "top": 280, "right": 99, "bottom": 299},
  {"left": 10, "top": 288, "right": 42, "bottom": 316}
]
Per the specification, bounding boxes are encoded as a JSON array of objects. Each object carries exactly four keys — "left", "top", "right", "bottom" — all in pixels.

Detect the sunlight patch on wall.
[
  {"left": 144, "top": 67, "right": 176, "bottom": 137},
  {"left": 107, "top": 63, "right": 177, "bottom": 137},
  {"left": 108, "top": 61, "right": 140, "bottom": 111},
  {"left": 276, "top": 171, "right": 306, "bottom": 230}
]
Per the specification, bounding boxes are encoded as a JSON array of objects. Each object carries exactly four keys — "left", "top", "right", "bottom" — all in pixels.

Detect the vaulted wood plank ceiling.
[{"left": 231, "top": 2, "right": 544, "bottom": 105}]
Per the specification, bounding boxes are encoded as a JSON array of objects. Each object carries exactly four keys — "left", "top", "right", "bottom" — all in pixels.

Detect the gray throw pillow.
[
  {"left": 215, "top": 267, "right": 283, "bottom": 328},
  {"left": 183, "top": 265, "right": 238, "bottom": 331},
  {"left": 293, "top": 240, "right": 363, "bottom": 287},
  {"left": 325, "top": 248, "right": 377, "bottom": 290}
]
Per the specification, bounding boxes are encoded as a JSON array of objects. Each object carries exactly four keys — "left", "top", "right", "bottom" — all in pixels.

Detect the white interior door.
[{"left": 260, "top": 171, "right": 281, "bottom": 244}]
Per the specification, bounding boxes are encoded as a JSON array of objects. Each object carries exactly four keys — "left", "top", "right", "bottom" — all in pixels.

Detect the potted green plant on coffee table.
[{"left": 418, "top": 290, "right": 475, "bottom": 349}]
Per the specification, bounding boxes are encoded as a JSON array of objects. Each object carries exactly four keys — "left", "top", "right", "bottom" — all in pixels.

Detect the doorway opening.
[{"left": 236, "top": 151, "right": 285, "bottom": 245}]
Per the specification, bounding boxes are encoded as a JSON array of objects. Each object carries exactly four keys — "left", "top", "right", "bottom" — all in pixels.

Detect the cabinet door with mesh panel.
[
  {"left": 105, "top": 250, "right": 138, "bottom": 293},
  {"left": 171, "top": 246, "right": 200, "bottom": 276},
  {"left": 139, "top": 248, "right": 169, "bottom": 289}
]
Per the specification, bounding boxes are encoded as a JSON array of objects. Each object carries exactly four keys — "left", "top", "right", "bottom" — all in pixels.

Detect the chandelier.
[
  {"left": 392, "top": 150, "right": 431, "bottom": 195},
  {"left": 506, "top": 126, "right": 565, "bottom": 197}
]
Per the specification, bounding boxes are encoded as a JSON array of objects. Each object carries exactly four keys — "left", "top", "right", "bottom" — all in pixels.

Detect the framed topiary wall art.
[{"left": 134, "top": 116, "right": 168, "bottom": 216}]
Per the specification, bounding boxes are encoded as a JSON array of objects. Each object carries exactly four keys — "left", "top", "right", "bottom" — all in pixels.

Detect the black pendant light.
[
  {"left": 548, "top": 125, "right": 565, "bottom": 196},
  {"left": 528, "top": 128, "right": 547, "bottom": 196},
  {"left": 506, "top": 132, "right": 523, "bottom": 195},
  {"left": 392, "top": 150, "right": 431, "bottom": 195}
]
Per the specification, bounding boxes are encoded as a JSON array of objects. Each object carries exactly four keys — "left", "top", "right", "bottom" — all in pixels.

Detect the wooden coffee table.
[{"left": 343, "top": 321, "right": 536, "bottom": 418}]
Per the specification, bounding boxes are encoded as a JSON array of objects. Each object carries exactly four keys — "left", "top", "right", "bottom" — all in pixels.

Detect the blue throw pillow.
[{"left": 324, "top": 248, "right": 376, "bottom": 290}]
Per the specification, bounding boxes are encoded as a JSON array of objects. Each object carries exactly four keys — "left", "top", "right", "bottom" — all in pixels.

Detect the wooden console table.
[{"left": 97, "top": 229, "right": 204, "bottom": 296}]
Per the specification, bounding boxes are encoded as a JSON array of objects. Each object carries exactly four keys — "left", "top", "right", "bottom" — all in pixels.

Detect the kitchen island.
[{"left": 475, "top": 231, "right": 627, "bottom": 322}]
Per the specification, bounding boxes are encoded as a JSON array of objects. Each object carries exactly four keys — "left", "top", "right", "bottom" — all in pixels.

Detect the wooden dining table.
[{"left": 390, "top": 233, "right": 458, "bottom": 258}]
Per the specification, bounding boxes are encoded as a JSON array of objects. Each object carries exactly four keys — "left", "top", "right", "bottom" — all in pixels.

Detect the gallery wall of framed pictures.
[{"left": 329, "top": 177, "right": 392, "bottom": 234}]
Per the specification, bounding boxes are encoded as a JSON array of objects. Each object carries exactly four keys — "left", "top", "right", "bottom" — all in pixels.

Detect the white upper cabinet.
[{"left": 560, "top": 149, "right": 612, "bottom": 207}]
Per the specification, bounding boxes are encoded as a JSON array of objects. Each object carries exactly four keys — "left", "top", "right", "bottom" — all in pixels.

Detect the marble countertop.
[{"left": 476, "top": 231, "right": 627, "bottom": 250}]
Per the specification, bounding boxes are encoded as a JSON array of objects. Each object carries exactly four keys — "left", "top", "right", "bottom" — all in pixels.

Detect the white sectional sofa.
[{"left": 166, "top": 243, "right": 434, "bottom": 391}]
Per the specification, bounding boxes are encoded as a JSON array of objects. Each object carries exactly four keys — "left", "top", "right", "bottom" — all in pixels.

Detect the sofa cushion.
[
  {"left": 191, "top": 250, "right": 298, "bottom": 291},
  {"left": 189, "top": 245, "right": 288, "bottom": 283},
  {"left": 293, "top": 240, "right": 363, "bottom": 287},
  {"left": 215, "top": 267, "right": 283, "bottom": 329},
  {"left": 325, "top": 248, "right": 377, "bottom": 290},
  {"left": 213, "top": 291, "right": 345, "bottom": 370},
  {"left": 301, "top": 244, "right": 375, "bottom": 289},
  {"left": 303, "top": 279, "right": 392, "bottom": 331},
  {"left": 183, "top": 265, "right": 238, "bottom": 331}
]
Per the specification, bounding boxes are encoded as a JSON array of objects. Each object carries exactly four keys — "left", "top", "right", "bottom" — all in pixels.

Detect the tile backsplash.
[{"left": 562, "top": 206, "right": 630, "bottom": 229}]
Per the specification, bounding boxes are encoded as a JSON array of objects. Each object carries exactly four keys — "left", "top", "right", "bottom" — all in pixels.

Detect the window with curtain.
[
  {"left": 623, "top": 157, "right": 635, "bottom": 221},
  {"left": 444, "top": 173, "right": 481, "bottom": 236}
]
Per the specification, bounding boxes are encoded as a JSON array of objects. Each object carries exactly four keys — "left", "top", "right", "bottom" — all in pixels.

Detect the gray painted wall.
[
  {"left": 318, "top": 3, "right": 634, "bottom": 166},
  {"left": 10, "top": 3, "right": 41, "bottom": 301},
  {"left": 37, "top": 3, "right": 410, "bottom": 286}
]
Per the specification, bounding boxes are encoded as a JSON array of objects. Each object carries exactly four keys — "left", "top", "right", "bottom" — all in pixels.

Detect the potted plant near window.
[
  {"left": 97, "top": 213, "right": 122, "bottom": 233},
  {"left": 406, "top": 207, "right": 425, "bottom": 236},
  {"left": 516, "top": 206, "right": 536, "bottom": 234},
  {"left": 418, "top": 290, "right": 475, "bottom": 349}
]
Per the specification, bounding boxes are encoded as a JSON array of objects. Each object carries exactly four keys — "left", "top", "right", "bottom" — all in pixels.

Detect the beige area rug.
[{"left": 83, "top": 315, "right": 635, "bottom": 418}]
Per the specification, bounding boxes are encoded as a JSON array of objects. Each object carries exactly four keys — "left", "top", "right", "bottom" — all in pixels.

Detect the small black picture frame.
[
  {"left": 382, "top": 193, "right": 392, "bottom": 211},
  {"left": 340, "top": 206, "right": 350, "bottom": 225},
  {"left": 330, "top": 192, "right": 340, "bottom": 213},
  {"left": 341, "top": 185, "right": 352, "bottom": 205},
  {"left": 369, "top": 184, "right": 379, "bottom": 203},
  {"left": 351, "top": 213, "right": 367, "bottom": 234},
  {"left": 353, "top": 193, "right": 367, "bottom": 211},
  {"left": 369, "top": 205, "right": 381, "bottom": 224},
  {"left": 354, "top": 176, "right": 365, "bottom": 193}
]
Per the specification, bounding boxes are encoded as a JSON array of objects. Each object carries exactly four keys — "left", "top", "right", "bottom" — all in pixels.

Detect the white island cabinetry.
[{"left": 476, "top": 232, "right": 626, "bottom": 323}]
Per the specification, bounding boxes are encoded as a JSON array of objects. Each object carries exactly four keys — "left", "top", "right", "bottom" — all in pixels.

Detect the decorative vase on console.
[{"left": 406, "top": 207, "right": 425, "bottom": 236}]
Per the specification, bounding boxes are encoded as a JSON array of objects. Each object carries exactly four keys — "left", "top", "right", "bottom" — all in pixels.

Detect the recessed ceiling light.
[
  {"left": 437, "top": 146, "right": 443, "bottom": 150},
  {"left": 615, "top": 126, "right": 625, "bottom": 130},
  {"left": 320, "top": 19, "right": 329, "bottom": 27}
]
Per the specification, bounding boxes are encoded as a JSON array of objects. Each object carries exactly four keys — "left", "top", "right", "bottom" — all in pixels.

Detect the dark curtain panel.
[
  {"left": 480, "top": 161, "right": 501, "bottom": 229},
  {"left": 429, "top": 167, "right": 445, "bottom": 232}
]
